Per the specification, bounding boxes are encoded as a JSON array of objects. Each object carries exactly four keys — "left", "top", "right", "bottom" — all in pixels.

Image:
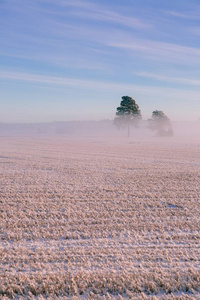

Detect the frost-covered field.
[{"left": 0, "top": 136, "right": 200, "bottom": 299}]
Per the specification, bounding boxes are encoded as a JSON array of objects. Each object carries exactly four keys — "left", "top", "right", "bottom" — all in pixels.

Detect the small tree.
[
  {"left": 114, "top": 96, "right": 142, "bottom": 136},
  {"left": 148, "top": 110, "right": 173, "bottom": 136}
]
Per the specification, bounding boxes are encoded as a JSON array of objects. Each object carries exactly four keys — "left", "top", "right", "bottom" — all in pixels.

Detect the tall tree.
[
  {"left": 148, "top": 110, "right": 173, "bottom": 136},
  {"left": 114, "top": 96, "right": 142, "bottom": 137}
]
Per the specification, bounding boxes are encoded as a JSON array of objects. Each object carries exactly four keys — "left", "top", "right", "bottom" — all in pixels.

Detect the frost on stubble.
[{"left": 0, "top": 137, "right": 200, "bottom": 299}]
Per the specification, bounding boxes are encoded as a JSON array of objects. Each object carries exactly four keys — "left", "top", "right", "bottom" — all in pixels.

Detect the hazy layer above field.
[
  {"left": 0, "top": 120, "right": 200, "bottom": 140},
  {"left": 0, "top": 137, "right": 200, "bottom": 299}
]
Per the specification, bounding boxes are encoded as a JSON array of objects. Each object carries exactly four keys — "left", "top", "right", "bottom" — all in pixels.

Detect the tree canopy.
[
  {"left": 114, "top": 96, "right": 142, "bottom": 136},
  {"left": 148, "top": 110, "right": 173, "bottom": 136}
]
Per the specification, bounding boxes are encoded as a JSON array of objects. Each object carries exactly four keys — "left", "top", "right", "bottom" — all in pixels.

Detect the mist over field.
[
  {"left": 0, "top": 124, "right": 200, "bottom": 299},
  {"left": 0, "top": 120, "right": 200, "bottom": 140}
]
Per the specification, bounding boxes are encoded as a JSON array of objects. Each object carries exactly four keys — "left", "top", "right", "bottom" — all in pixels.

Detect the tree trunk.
[{"left": 127, "top": 123, "right": 130, "bottom": 137}]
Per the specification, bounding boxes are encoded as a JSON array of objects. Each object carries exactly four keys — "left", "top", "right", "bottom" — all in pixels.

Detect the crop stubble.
[{"left": 0, "top": 137, "right": 200, "bottom": 299}]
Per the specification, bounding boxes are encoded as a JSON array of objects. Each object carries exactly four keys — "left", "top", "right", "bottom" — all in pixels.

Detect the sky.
[{"left": 1, "top": 0, "right": 200, "bottom": 123}]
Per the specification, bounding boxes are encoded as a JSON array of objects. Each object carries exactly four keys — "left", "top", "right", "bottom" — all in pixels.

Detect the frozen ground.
[{"left": 0, "top": 136, "right": 200, "bottom": 299}]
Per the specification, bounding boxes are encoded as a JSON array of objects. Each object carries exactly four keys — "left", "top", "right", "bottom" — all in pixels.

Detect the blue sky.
[{"left": 1, "top": 0, "right": 200, "bottom": 122}]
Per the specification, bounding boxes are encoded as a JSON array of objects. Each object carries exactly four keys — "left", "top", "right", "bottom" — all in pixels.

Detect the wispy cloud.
[
  {"left": 166, "top": 10, "right": 200, "bottom": 20},
  {"left": 42, "top": 0, "right": 151, "bottom": 30},
  {"left": 0, "top": 51, "right": 108, "bottom": 71},
  {"left": 1, "top": 71, "right": 200, "bottom": 101},
  {"left": 108, "top": 39, "right": 200, "bottom": 64},
  {"left": 72, "top": 10, "right": 150, "bottom": 30},
  {"left": 136, "top": 72, "right": 200, "bottom": 86},
  {"left": 0, "top": 71, "right": 139, "bottom": 91},
  {"left": 5, "top": 0, "right": 198, "bottom": 70}
]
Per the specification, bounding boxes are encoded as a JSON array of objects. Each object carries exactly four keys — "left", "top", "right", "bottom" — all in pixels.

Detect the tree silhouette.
[
  {"left": 114, "top": 96, "right": 142, "bottom": 137},
  {"left": 148, "top": 110, "right": 173, "bottom": 136}
]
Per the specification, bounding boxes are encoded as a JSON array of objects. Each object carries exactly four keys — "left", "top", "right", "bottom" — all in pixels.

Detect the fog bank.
[{"left": 0, "top": 120, "right": 199, "bottom": 142}]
